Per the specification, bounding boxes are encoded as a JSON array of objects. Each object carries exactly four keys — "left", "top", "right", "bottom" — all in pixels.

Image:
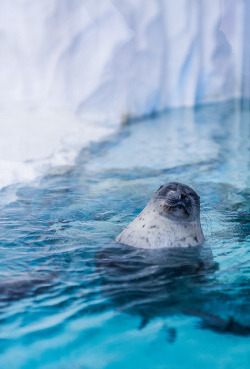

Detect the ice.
[
  {"left": 0, "top": 0, "right": 249, "bottom": 189},
  {"left": 0, "top": 109, "right": 114, "bottom": 189}
]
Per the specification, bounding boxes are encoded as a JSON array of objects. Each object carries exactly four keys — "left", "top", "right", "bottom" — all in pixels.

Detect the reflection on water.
[
  {"left": 95, "top": 242, "right": 250, "bottom": 336},
  {"left": 96, "top": 243, "right": 216, "bottom": 325},
  {"left": 0, "top": 100, "right": 249, "bottom": 369}
]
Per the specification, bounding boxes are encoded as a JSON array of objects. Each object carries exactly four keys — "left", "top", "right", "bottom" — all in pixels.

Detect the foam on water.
[{"left": 0, "top": 100, "right": 249, "bottom": 369}]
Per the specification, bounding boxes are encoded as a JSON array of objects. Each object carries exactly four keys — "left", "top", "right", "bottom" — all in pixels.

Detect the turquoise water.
[{"left": 0, "top": 100, "right": 249, "bottom": 369}]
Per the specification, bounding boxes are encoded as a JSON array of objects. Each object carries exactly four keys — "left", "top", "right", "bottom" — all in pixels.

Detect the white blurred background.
[{"left": 0, "top": 0, "right": 249, "bottom": 188}]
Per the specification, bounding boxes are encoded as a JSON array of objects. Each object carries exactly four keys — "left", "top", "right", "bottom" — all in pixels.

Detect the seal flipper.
[
  {"left": 138, "top": 316, "right": 150, "bottom": 330},
  {"left": 187, "top": 308, "right": 250, "bottom": 336},
  {"left": 199, "top": 316, "right": 250, "bottom": 336},
  {"left": 0, "top": 274, "right": 56, "bottom": 304},
  {"left": 164, "top": 326, "right": 177, "bottom": 343}
]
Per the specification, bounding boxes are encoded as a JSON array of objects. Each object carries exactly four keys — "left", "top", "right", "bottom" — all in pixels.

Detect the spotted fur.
[{"left": 116, "top": 182, "right": 205, "bottom": 249}]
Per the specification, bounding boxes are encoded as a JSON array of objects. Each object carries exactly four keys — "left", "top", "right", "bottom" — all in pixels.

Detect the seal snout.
[
  {"left": 166, "top": 189, "right": 190, "bottom": 208},
  {"left": 166, "top": 195, "right": 190, "bottom": 217},
  {"left": 172, "top": 191, "right": 189, "bottom": 206}
]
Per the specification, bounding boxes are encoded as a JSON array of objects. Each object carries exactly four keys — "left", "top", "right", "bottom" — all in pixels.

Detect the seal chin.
[
  {"left": 167, "top": 204, "right": 190, "bottom": 219},
  {"left": 164, "top": 199, "right": 191, "bottom": 219}
]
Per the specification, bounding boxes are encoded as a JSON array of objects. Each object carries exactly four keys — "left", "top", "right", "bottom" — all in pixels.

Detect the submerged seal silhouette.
[{"left": 116, "top": 182, "right": 205, "bottom": 249}]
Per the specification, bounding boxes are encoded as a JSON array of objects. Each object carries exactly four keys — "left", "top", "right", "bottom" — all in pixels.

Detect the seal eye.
[
  {"left": 189, "top": 192, "right": 198, "bottom": 199},
  {"left": 180, "top": 194, "right": 187, "bottom": 200}
]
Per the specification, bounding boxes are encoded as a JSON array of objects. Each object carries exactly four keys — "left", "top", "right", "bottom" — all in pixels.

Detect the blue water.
[{"left": 0, "top": 100, "right": 249, "bottom": 369}]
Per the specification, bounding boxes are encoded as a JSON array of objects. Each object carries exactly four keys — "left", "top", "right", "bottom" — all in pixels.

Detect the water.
[{"left": 0, "top": 100, "right": 249, "bottom": 369}]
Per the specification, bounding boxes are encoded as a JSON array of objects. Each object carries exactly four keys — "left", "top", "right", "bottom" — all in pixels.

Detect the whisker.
[{"left": 200, "top": 204, "right": 213, "bottom": 235}]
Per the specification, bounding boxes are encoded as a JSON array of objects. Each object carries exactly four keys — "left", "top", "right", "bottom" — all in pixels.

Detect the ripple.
[{"left": 0, "top": 101, "right": 249, "bottom": 368}]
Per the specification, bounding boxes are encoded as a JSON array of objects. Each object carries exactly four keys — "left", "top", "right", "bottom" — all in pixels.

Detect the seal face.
[
  {"left": 157, "top": 182, "right": 200, "bottom": 222},
  {"left": 116, "top": 182, "right": 205, "bottom": 249}
]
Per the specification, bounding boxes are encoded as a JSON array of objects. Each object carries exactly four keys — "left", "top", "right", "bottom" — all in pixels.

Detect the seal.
[{"left": 116, "top": 182, "right": 205, "bottom": 249}]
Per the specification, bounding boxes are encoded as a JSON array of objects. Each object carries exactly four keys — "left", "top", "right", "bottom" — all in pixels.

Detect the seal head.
[
  {"left": 116, "top": 182, "right": 205, "bottom": 249},
  {"left": 157, "top": 182, "right": 200, "bottom": 222}
]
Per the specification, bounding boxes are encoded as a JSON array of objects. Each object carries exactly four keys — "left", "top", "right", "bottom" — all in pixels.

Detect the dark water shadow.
[{"left": 95, "top": 243, "right": 250, "bottom": 337}]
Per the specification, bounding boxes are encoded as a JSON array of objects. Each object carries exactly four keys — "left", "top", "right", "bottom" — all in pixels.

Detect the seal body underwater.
[{"left": 116, "top": 182, "right": 205, "bottom": 249}]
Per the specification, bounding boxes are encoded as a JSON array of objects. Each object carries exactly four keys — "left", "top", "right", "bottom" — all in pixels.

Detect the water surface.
[{"left": 0, "top": 100, "right": 249, "bottom": 369}]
